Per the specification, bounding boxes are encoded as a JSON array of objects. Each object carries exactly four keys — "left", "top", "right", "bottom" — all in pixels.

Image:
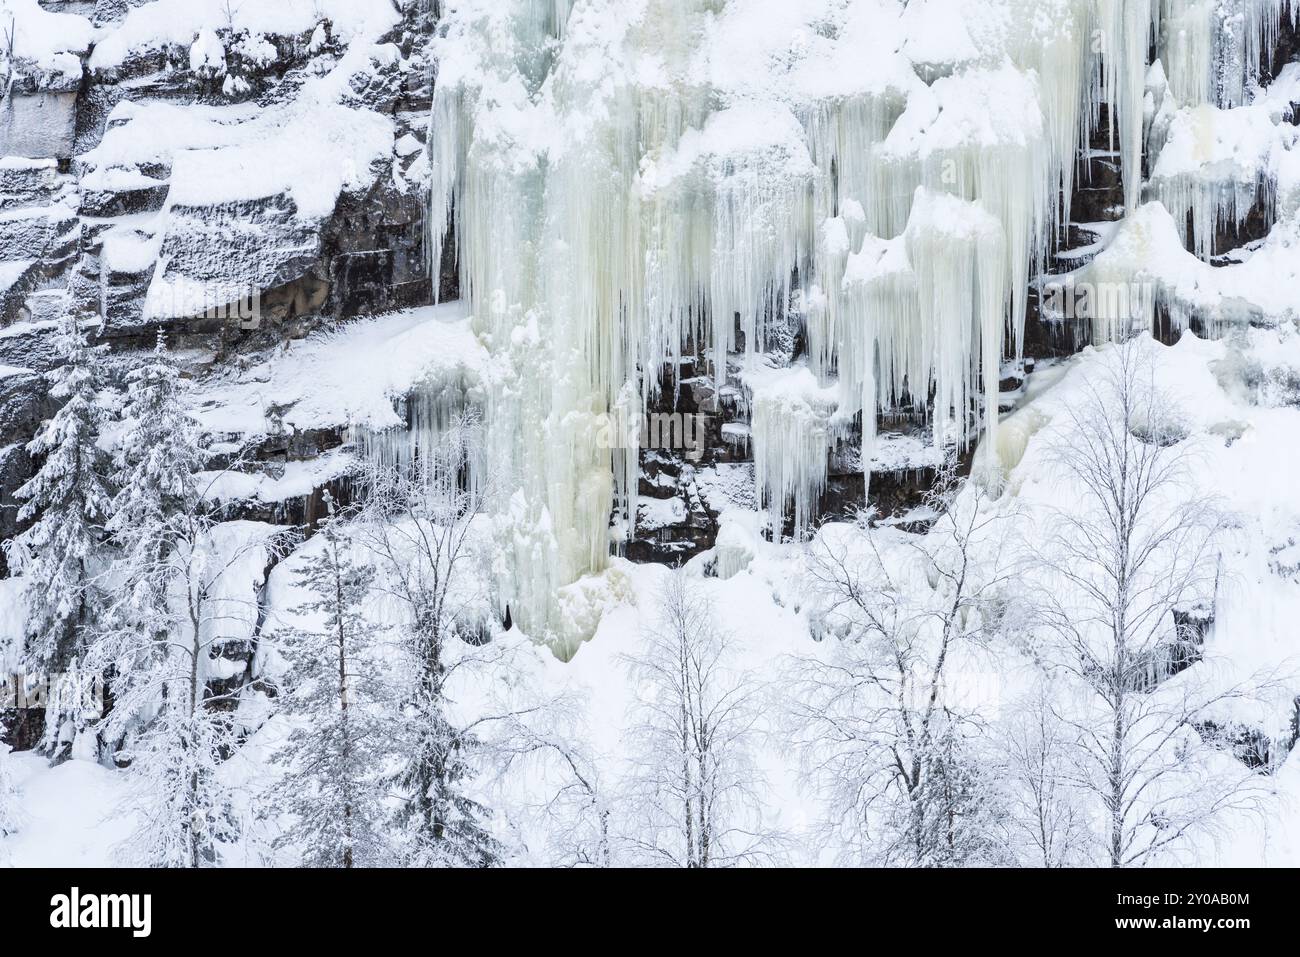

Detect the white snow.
[
  {"left": 83, "top": 94, "right": 393, "bottom": 223},
  {"left": 0, "top": 754, "right": 136, "bottom": 867},
  {"left": 89, "top": 0, "right": 400, "bottom": 71},
  {"left": 637, "top": 495, "right": 687, "bottom": 530},
  {"left": 0, "top": 0, "right": 92, "bottom": 83},
  {"left": 199, "top": 449, "right": 354, "bottom": 506},
  {"left": 191, "top": 304, "right": 485, "bottom": 441},
  {"left": 6, "top": 0, "right": 1300, "bottom": 871}
]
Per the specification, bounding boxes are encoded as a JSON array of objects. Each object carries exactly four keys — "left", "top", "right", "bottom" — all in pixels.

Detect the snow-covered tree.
[
  {"left": 107, "top": 333, "right": 208, "bottom": 597},
  {"left": 791, "top": 470, "right": 1018, "bottom": 866},
  {"left": 619, "top": 573, "right": 777, "bottom": 867},
  {"left": 98, "top": 515, "right": 295, "bottom": 867},
  {"left": 93, "top": 337, "right": 295, "bottom": 866},
  {"left": 996, "top": 686, "right": 1090, "bottom": 868},
  {"left": 2, "top": 313, "right": 115, "bottom": 758},
  {"left": 94, "top": 334, "right": 206, "bottom": 756},
  {"left": 1031, "top": 342, "right": 1265, "bottom": 867},
  {"left": 268, "top": 497, "right": 393, "bottom": 868},
  {"left": 359, "top": 415, "right": 502, "bottom": 867},
  {"left": 494, "top": 695, "right": 613, "bottom": 867}
]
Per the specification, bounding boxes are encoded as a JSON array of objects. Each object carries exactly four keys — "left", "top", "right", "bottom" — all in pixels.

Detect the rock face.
[
  {"left": 0, "top": 91, "right": 80, "bottom": 159},
  {"left": 0, "top": 366, "right": 48, "bottom": 578},
  {"left": 0, "top": 0, "right": 438, "bottom": 552},
  {"left": 0, "top": 0, "right": 91, "bottom": 160}
]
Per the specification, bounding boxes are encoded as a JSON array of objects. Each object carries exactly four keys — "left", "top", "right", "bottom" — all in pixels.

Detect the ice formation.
[
  {"left": 1067, "top": 201, "right": 1300, "bottom": 337},
  {"left": 1157, "top": 0, "right": 1297, "bottom": 108},
  {"left": 1149, "top": 62, "right": 1300, "bottom": 261},
  {"left": 842, "top": 188, "right": 1008, "bottom": 478},
  {"left": 745, "top": 362, "right": 840, "bottom": 537},
  {"left": 429, "top": 0, "right": 1300, "bottom": 639}
]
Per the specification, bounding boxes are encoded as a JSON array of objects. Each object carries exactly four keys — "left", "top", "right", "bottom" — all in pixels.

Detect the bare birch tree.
[
  {"left": 493, "top": 698, "right": 614, "bottom": 868},
  {"left": 1031, "top": 341, "right": 1266, "bottom": 867},
  {"left": 996, "top": 685, "right": 1090, "bottom": 867},
  {"left": 791, "top": 470, "right": 1019, "bottom": 866},
  {"left": 619, "top": 574, "right": 777, "bottom": 867}
]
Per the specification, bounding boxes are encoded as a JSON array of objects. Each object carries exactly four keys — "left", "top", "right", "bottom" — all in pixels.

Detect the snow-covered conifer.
[
  {"left": 107, "top": 332, "right": 207, "bottom": 591},
  {"left": 268, "top": 497, "right": 392, "bottom": 868},
  {"left": 93, "top": 336, "right": 295, "bottom": 866},
  {"left": 3, "top": 313, "right": 115, "bottom": 757}
]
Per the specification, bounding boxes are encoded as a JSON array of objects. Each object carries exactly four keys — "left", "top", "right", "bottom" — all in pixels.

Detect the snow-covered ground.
[{"left": 1, "top": 752, "right": 135, "bottom": 867}]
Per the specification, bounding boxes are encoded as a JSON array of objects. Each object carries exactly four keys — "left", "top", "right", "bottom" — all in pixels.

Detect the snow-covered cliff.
[{"left": 2, "top": 0, "right": 1300, "bottom": 870}]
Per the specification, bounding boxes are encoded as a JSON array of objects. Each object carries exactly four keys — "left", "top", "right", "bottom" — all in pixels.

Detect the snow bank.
[
  {"left": 89, "top": 0, "right": 400, "bottom": 71},
  {"left": 0, "top": 0, "right": 92, "bottom": 82},
  {"left": 192, "top": 304, "right": 486, "bottom": 441},
  {"left": 0, "top": 754, "right": 136, "bottom": 867}
]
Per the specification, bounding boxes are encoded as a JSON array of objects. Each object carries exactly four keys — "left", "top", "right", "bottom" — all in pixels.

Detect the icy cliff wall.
[
  {"left": 0, "top": 0, "right": 1297, "bottom": 650},
  {"left": 430, "top": 0, "right": 1300, "bottom": 638}
]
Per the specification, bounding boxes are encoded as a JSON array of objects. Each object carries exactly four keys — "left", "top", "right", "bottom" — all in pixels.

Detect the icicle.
[
  {"left": 1159, "top": 0, "right": 1296, "bottom": 109},
  {"left": 642, "top": 102, "right": 817, "bottom": 394},
  {"left": 801, "top": 88, "right": 908, "bottom": 382},
  {"left": 1008, "top": 0, "right": 1096, "bottom": 235},
  {"left": 840, "top": 232, "right": 914, "bottom": 490},
  {"left": 550, "top": 0, "right": 573, "bottom": 39},
  {"left": 874, "top": 64, "right": 1049, "bottom": 363},
  {"left": 802, "top": 217, "right": 850, "bottom": 383},
  {"left": 1216, "top": 0, "right": 1298, "bottom": 107},
  {"left": 746, "top": 363, "right": 839, "bottom": 542},
  {"left": 1161, "top": 0, "right": 1217, "bottom": 107},
  {"left": 1097, "top": 0, "right": 1160, "bottom": 211},
  {"left": 430, "top": 0, "right": 741, "bottom": 639},
  {"left": 434, "top": 0, "right": 1261, "bottom": 639},
  {"left": 353, "top": 378, "right": 483, "bottom": 494},
  {"left": 1149, "top": 98, "right": 1283, "bottom": 261},
  {"left": 839, "top": 189, "right": 1007, "bottom": 495},
  {"left": 904, "top": 189, "right": 1008, "bottom": 455}
]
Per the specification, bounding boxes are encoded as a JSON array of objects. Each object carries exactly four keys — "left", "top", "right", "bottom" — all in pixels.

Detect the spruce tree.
[
  {"left": 107, "top": 331, "right": 207, "bottom": 600},
  {"left": 95, "top": 332, "right": 207, "bottom": 757},
  {"left": 3, "top": 313, "right": 115, "bottom": 757},
  {"left": 269, "top": 498, "right": 392, "bottom": 867},
  {"left": 93, "top": 334, "right": 282, "bottom": 866}
]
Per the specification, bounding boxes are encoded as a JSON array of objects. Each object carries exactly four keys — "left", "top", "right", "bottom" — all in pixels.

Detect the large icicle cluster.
[
  {"left": 430, "top": 0, "right": 1300, "bottom": 641},
  {"left": 1158, "top": 0, "right": 1296, "bottom": 108},
  {"left": 1149, "top": 60, "right": 1300, "bottom": 262},
  {"left": 841, "top": 189, "right": 1008, "bottom": 488},
  {"left": 745, "top": 363, "right": 841, "bottom": 538}
]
